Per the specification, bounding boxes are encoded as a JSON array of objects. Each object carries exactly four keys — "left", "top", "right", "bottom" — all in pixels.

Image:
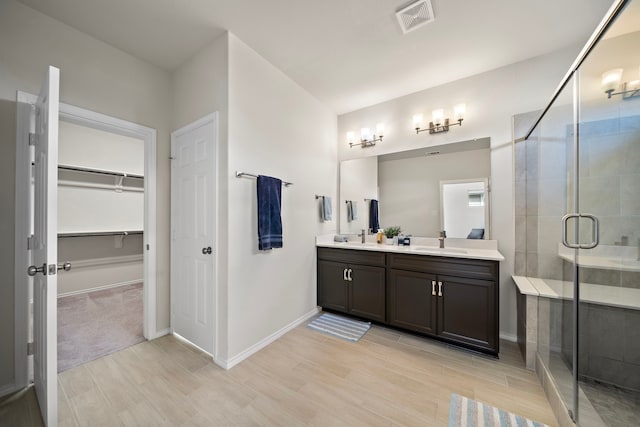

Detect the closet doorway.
[
  {"left": 57, "top": 120, "right": 146, "bottom": 371},
  {"left": 14, "top": 94, "right": 157, "bottom": 382}
]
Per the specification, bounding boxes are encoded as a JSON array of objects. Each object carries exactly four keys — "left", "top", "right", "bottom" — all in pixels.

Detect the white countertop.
[{"left": 316, "top": 235, "right": 504, "bottom": 262}]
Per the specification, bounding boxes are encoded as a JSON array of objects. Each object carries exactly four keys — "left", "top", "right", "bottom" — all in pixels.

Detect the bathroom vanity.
[{"left": 316, "top": 239, "right": 504, "bottom": 356}]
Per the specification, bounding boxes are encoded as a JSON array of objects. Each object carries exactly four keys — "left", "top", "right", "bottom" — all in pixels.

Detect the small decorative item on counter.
[
  {"left": 399, "top": 235, "right": 411, "bottom": 246},
  {"left": 376, "top": 229, "right": 384, "bottom": 244},
  {"left": 383, "top": 226, "right": 401, "bottom": 245}
]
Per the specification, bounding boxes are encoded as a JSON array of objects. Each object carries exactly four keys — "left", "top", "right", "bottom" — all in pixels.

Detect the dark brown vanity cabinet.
[
  {"left": 317, "top": 248, "right": 386, "bottom": 322},
  {"left": 317, "top": 247, "right": 499, "bottom": 356},
  {"left": 388, "top": 253, "right": 499, "bottom": 355},
  {"left": 388, "top": 269, "right": 437, "bottom": 335}
]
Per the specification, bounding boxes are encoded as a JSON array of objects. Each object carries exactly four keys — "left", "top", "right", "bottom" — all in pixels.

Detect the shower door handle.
[{"left": 561, "top": 213, "right": 600, "bottom": 249}]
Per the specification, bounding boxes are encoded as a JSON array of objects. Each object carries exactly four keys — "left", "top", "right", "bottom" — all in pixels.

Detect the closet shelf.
[
  {"left": 58, "top": 230, "right": 143, "bottom": 238},
  {"left": 58, "top": 164, "right": 144, "bottom": 180}
]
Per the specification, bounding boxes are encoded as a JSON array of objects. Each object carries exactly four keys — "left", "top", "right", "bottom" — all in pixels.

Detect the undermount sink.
[
  {"left": 413, "top": 247, "right": 468, "bottom": 254},
  {"left": 342, "top": 241, "right": 378, "bottom": 247}
]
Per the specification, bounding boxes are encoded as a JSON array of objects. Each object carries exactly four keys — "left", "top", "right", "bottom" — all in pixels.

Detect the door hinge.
[
  {"left": 28, "top": 133, "right": 37, "bottom": 146},
  {"left": 27, "top": 234, "right": 35, "bottom": 250},
  {"left": 27, "top": 341, "right": 34, "bottom": 356}
]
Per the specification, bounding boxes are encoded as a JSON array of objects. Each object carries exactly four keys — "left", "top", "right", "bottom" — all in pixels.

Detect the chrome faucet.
[
  {"left": 360, "top": 229, "right": 366, "bottom": 244},
  {"left": 438, "top": 230, "right": 446, "bottom": 248}
]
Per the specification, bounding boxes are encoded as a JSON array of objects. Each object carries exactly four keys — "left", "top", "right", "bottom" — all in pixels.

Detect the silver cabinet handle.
[
  {"left": 347, "top": 269, "right": 353, "bottom": 282},
  {"left": 438, "top": 281, "right": 443, "bottom": 297},
  {"left": 27, "top": 263, "right": 46, "bottom": 277},
  {"left": 431, "top": 280, "right": 436, "bottom": 296},
  {"left": 57, "top": 262, "right": 72, "bottom": 272},
  {"left": 343, "top": 268, "right": 347, "bottom": 281},
  {"left": 561, "top": 213, "right": 600, "bottom": 249}
]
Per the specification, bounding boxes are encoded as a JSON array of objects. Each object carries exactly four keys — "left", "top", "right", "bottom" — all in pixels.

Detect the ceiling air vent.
[{"left": 396, "top": 0, "right": 435, "bottom": 34}]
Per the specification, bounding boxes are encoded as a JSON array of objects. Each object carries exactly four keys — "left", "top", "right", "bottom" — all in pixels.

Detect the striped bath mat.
[
  {"left": 307, "top": 313, "right": 371, "bottom": 342},
  {"left": 448, "top": 394, "right": 550, "bottom": 427}
]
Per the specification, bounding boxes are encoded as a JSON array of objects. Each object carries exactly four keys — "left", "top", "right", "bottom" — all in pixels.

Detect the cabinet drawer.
[
  {"left": 317, "top": 247, "right": 386, "bottom": 267},
  {"left": 388, "top": 253, "right": 497, "bottom": 281}
]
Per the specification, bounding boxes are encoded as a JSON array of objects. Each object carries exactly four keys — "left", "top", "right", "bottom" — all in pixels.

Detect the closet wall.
[{"left": 57, "top": 121, "right": 144, "bottom": 296}]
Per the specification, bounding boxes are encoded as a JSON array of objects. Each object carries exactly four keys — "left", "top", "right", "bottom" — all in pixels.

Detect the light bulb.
[
  {"left": 346, "top": 131, "right": 355, "bottom": 143},
  {"left": 360, "top": 128, "right": 371, "bottom": 141},
  {"left": 413, "top": 114, "right": 423, "bottom": 128},
  {"left": 432, "top": 109, "right": 444, "bottom": 126},
  {"left": 375, "top": 123, "right": 385, "bottom": 137},
  {"left": 602, "top": 68, "right": 623, "bottom": 93}
]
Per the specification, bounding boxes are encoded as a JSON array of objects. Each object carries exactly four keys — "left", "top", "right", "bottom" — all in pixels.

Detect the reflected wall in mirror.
[
  {"left": 441, "top": 179, "right": 489, "bottom": 238},
  {"left": 339, "top": 138, "right": 491, "bottom": 238},
  {"left": 339, "top": 156, "right": 378, "bottom": 234}
]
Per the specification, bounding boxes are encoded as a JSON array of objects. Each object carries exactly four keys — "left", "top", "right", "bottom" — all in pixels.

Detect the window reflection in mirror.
[{"left": 440, "top": 179, "right": 490, "bottom": 239}]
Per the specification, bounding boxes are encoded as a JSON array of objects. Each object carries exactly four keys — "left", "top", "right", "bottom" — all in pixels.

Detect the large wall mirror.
[{"left": 339, "top": 138, "right": 491, "bottom": 238}]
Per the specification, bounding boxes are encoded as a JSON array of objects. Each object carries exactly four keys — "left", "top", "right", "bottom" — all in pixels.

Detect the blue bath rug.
[
  {"left": 307, "top": 313, "right": 370, "bottom": 342},
  {"left": 448, "top": 393, "right": 550, "bottom": 427}
]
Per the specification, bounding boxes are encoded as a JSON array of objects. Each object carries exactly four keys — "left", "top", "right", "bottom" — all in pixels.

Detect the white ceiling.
[{"left": 18, "top": 0, "right": 616, "bottom": 114}]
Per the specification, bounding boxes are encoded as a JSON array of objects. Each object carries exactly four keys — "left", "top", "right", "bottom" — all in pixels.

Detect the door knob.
[
  {"left": 57, "top": 262, "right": 72, "bottom": 272},
  {"left": 202, "top": 246, "right": 212, "bottom": 255},
  {"left": 27, "top": 263, "right": 46, "bottom": 277}
]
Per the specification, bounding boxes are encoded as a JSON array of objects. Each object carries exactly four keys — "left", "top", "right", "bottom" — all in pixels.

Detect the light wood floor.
[{"left": 1, "top": 320, "right": 558, "bottom": 426}]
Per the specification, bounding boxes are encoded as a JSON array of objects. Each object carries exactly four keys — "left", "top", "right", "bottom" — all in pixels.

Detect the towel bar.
[{"left": 235, "top": 171, "right": 293, "bottom": 187}]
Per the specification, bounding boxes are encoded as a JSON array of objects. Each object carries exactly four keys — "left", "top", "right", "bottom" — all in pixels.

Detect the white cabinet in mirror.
[{"left": 339, "top": 138, "right": 491, "bottom": 239}]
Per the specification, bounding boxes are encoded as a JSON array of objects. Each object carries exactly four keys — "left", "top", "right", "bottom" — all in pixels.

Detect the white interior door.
[
  {"left": 31, "top": 66, "right": 59, "bottom": 426},
  {"left": 170, "top": 114, "right": 217, "bottom": 355}
]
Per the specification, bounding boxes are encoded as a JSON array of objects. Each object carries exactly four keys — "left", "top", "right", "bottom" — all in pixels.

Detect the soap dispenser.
[{"left": 376, "top": 229, "right": 384, "bottom": 244}]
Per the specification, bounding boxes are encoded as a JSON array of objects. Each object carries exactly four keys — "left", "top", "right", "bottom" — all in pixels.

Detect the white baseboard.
[
  {"left": 0, "top": 382, "right": 19, "bottom": 398},
  {"left": 500, "top": 332, "right": 517, "bottom": 342},
  {"left": 57, "top": 279, "right": 143, "bottom": 298},
  {"left": 215, "top": 307, "right": 320, "bottom": 370}
]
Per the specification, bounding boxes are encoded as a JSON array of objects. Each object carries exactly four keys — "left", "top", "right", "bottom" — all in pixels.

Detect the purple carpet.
[{"left": 57, "top": 283, "right": 145, "bottom": 372}]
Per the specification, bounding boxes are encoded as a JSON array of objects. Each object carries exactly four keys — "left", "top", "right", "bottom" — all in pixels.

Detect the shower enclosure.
[{"left": 514, "top": 0, "right": 640, "bottom": 425}]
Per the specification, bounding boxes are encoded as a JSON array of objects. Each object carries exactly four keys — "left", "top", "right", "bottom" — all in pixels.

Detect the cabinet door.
[
  {"left": 388, "top": 269, "right": 437, "bottom": 335},
  {"left": 317, "top": 260, "right": 349, "bottom": 313},
  {"left": 348, "top": 265, "right": 386, "bottom": 322},
  {"left": 437, "top": 275, "right": 497, "bottom": 353}
]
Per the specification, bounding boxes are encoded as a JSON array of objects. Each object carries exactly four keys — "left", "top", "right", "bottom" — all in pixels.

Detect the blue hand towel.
[
  {"left": 321, "top": 196, "right": 332, "bottom": 221},
  {"left": 369, "top": 199, "right": 379, "bottom": 233},
  {"left": 257, "top": 175, "right": 283, "bottom": 250}
]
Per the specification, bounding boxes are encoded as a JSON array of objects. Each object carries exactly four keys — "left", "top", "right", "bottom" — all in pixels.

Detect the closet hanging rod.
[
  {"left": 58, "top": 164, "right": 144, "bottom": 180},
  {"left": 58, "top": 230, "right": 144, "bottom": 238},
  {"left": 235, "top": 171, "right": 293, "bottom": 187}
]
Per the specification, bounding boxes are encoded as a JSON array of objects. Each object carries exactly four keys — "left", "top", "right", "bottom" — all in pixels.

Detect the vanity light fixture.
[
  {"left": 348, "top": 123, "right": 384, "bottom": 148},
  {"left": 413, "top": 104, "right": 465, "bottom": 134},
  {"left": 602, "top": 67, "right": 640, "bottom": 100}
]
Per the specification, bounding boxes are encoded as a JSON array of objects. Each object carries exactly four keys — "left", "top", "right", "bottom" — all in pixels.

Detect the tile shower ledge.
[
  {"left": 557, "top": 244, "right": 640, "bottom": 272},
  {"left": 316, "top": 235, "right": 504, "bottom": 261},
  {"left": 512, "top": 275, "right": 640, "bottom": 311}
]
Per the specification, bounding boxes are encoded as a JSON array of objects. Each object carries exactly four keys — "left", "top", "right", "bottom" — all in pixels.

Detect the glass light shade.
[
  {"left": 454, "top": 103, "right": 466, "bottom": 121},
  {"left": 601, "top": 68, "right": 623, "bottom": 92},
  {"left": 432, "top": 109, "right": 444, "bottom": 125},
  {"left": 375, "top": 123, "right": 385, "bottom": 136},
  {"left": 360, "top": 127, "right": 371, "bottom": 141},
  {"left": 628, "top": 80, "right": 640, "bottom": 91},
  {"left": 346, "top": 131, "right": 355, "bottom": 143},
  {"left": 413, "top": 114, "right": 423, "bottom": 128}
]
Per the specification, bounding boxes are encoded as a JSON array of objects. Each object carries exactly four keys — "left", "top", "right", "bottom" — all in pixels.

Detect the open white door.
[
  {"left": 170, "top": 114, "right": 217, "bottom": 356},
  {"left": 30, "top": 66, "right": 60, "bottom": 426}
]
